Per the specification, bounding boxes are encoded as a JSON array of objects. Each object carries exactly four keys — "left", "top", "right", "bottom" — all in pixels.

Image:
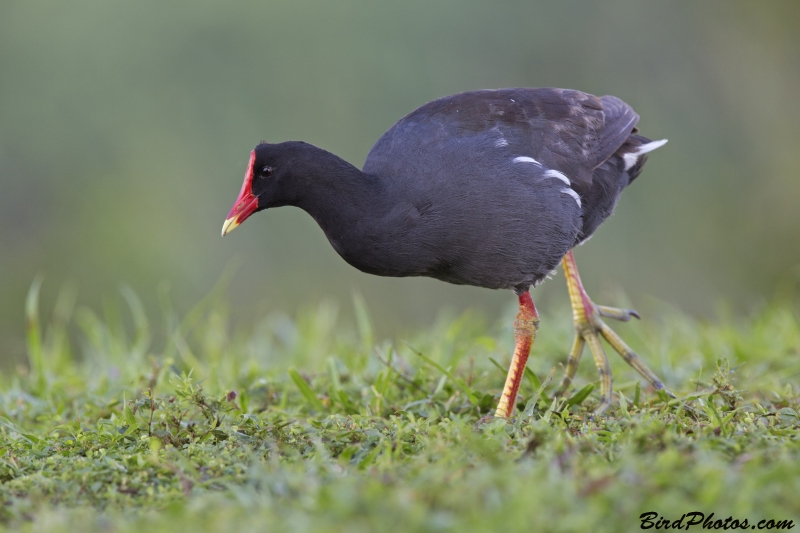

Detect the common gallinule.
[{"left": 222, "top": 88, "right": 672, "bottom": 418}]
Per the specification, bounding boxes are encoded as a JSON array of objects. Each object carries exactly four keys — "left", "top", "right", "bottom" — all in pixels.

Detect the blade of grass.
[
  {"left": 488, "top": 357, "right": 506, "bottom": 374},
  {"left": 25, "top": 276, "right": 45, "bottom": 393},
  {"left": 565, "top": 383, "right": 595, "bottom": 409},
  {"left": 120, "top": 285, "right": 151, "bottom": 359},
  {"left": 405, "top": 343, "right": 478, "bottom": 405},
  {"left": 524, "top": 367, "right": 542, "bottom": 390},
  {"left": 352, "top": 292, "right": 374, "bottom": 359},
  {"left": 288, "top": 369, "right": 326, "bottom": 412},
  {"left": 519, "top": 368, "right": 555, "bottom": 424}
]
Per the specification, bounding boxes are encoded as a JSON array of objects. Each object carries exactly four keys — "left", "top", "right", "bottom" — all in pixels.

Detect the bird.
[{"left": 221, "top": 87, "right": 673, "bottom": 418}]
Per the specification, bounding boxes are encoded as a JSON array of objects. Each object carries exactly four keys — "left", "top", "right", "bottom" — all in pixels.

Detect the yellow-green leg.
[{"left": 556, "top": 250, "right": 673, "bottom": 414}]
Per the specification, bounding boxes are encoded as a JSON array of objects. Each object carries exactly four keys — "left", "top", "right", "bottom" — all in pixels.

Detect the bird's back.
[{"left": 360, "top": 88, "right": 664, "bottom": 289}]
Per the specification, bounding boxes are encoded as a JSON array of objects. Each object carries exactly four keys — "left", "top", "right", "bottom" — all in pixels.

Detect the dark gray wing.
[
  {"left": 364, "top": 88, "right": 640, "bottom": 189},
  {"left": 596, "top": 95, "right": 640, "bottom": 170}
]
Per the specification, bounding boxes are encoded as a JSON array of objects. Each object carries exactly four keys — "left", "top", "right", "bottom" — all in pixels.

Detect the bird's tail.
[{"left": 621, "top": 136, "right": 668, "bottom": 183}]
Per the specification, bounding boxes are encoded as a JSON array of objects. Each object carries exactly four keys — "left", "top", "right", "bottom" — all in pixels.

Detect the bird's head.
[{"left": 221, "top": 142, "right": 302, "bottom": 236}]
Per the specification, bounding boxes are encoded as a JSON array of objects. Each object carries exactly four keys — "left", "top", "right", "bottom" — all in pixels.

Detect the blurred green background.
[{"left": 2, "top": 1, "right": 799, "bottom": 362}]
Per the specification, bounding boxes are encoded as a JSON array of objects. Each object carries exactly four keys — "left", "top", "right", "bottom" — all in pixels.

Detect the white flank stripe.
[
  {"left": 513, "top": 156, "right": 541, "bottom": 165},
  {"left": 543, "top": 169, "right": 570, "bottom": 186},
  {"left": 561, "top": 188, "right": 581, "bottom": 208},
  {"left": 495, "top": 138, "right": 509, "bottom": 148},
  {"left": 624, "top": 138, "right": 668, "bottom": 170}
]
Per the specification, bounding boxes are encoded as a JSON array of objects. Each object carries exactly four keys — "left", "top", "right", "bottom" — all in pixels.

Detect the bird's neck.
[{"left": 288, "top": 144, "right": 388, "bottom": 239}]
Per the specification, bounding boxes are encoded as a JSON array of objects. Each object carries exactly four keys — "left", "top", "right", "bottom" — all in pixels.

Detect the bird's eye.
[{"left": 261, "top": 166, "right": 273, "bottom": 177}]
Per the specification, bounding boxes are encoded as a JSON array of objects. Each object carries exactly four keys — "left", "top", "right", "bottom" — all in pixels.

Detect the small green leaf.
[
  {"left": 337, "top": 390, "right": 357, "bottom": 413},
  {"left": 479, "top": 393, "right": 496, "bottom": 413},
  {"left": 121, "top": 405, "right": 139, "bottom": 436},
  {"left": 338, "top": 445, "right": 359, "bottom": 464},
  {"left": 521, "top": 367, "right": 555, "bottom": 423},
  {"left": 656, "top": 389, "right": 670, "bottom": 404},
  {"left": 358, "top": 443, "right": 383, "bottom": 469},
  {"left": 0, "top": 416, "right": 40, "bottom": 444},
  {"left": 542, "top": 397, "right": 558, "bottom": 423},
  {"left": 705, "top": 401, "right": 722, "bottom": 427},
  {"left": 565, "top": 384, "right": 594, "bottom": 409},
  {"left": 618, "top": 392, "right": 631, "bottom": 420},
  {"left": 433, "top": 374, "right": 448, "bottom": 396},
  {"left": 288, "top": 369, "right": 326, "bottom": 412}
]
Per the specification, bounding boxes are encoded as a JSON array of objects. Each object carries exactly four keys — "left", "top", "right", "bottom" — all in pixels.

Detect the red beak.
[{"left": 221, "top": 150, "right": 259, "bottom": 236}]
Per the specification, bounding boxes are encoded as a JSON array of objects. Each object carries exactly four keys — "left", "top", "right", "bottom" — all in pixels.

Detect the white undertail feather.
[
  {"left": 495, "top": 138, "right": 509, "bottom": 148},
  {"left": 623, "top": 138, "right": 668, "bottom": 170}
]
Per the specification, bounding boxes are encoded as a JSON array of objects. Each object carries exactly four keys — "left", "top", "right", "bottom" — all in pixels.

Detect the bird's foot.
[{"left": 557, "top": 251, "right": 674, "bottom": 415}]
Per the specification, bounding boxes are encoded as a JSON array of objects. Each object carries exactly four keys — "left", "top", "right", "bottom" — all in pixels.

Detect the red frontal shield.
[{"left": 221, "top": 150, "right": 258, "bottom": 236}]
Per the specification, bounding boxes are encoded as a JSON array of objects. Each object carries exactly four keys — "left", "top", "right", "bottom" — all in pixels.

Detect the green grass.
[{"left": 1, "top": 283, "right": 799, "bottom": 532}]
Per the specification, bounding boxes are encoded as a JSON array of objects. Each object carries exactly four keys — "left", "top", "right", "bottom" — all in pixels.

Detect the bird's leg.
[
  {"left": 494, "top": 291, "right": 540, "bottom": 419},
  {"left": 556, "top": 250, "right": 673, "bottom": 414}
]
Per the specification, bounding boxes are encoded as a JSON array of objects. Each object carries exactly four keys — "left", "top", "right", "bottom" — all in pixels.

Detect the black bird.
[{"left": 222, "top": 88, "right": 672, "bottom": 417}]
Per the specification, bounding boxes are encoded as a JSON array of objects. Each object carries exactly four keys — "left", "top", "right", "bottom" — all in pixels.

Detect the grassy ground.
[{"left": 0, "top": 281, "right": 798, "bottom": 532}]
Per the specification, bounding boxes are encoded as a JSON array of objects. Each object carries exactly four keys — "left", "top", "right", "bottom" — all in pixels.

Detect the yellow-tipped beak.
[{"left": 221, "top": 216, "right": 241, "bottom": 237}]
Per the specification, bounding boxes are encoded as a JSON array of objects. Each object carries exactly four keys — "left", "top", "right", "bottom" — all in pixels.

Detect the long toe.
[
  {"left": 556, "top": 335, "right": 586, "bottom": 397},
  {"left": 582, "top": 329, "right": 613, "bottom": 415},
  {"left": 597, "top": 320, "right": 668, "bottom": 392},
  {"left": 597, "top": 305, "right": 640, "bottom": 322}
]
